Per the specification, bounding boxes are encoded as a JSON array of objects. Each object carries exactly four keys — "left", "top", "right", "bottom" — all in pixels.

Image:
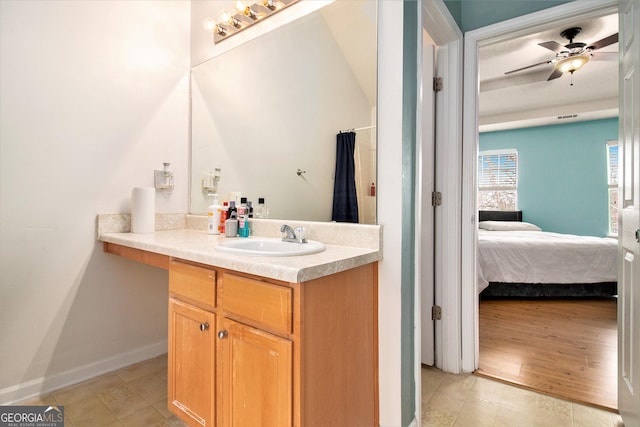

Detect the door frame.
[
  {"left": 460, "top": 0, "right": 619, "bottom": 372},
  {"left": 418, "top": 37, "right": 435, "bottom": 368},
  {"left": 417, "top": 0, "right": 463, "bottom": 384}
]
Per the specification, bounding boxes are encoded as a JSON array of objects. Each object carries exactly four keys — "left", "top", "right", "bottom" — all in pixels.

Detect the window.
[
  {"left": 607, "top": 140, "right": 619, "bottom": 236},
  {"left": 478, "top": 149, "right": 518, "bottom": 210}
]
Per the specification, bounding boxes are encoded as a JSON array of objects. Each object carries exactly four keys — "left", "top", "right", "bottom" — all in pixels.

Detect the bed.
[{"left": 477, "top": 210, "right": 618, "bottom": 297}]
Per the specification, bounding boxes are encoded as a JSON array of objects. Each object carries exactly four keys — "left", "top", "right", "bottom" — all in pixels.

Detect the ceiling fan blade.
[
  {"left": 504, "top": 60, "right": 552, "bottom": 75},
  {"left": 590, "top": 51, "right": 618, "bottom": 61},
  {"left": 539, "top": 40, "right": 566, "bottom": 53},
  {"left": 547, "top": 68, "right": 564, "bottom": 81},
  {"left": 588, "top": 33, "right": 618, "bottom": 50}
]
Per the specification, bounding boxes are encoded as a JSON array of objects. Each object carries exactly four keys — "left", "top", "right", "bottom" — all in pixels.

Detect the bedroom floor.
[{"left": 476, "top": 298, "right": 617, "bottom": 411}]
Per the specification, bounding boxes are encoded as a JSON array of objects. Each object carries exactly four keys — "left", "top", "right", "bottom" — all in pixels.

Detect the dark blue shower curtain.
[{"left": 331, "top": 131, "right": 359, "bottom": 223}]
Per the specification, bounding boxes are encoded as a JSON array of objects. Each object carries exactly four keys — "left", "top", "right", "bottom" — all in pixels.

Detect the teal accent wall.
[
  {"left": 401, "top": 1, "right": 418, "bottom": 425},
  {"left": 444, "top": 0, "right": 570, "bottom": 32},
  {"left": 479, "top": 118, "right": 618, "bottom": 237}
]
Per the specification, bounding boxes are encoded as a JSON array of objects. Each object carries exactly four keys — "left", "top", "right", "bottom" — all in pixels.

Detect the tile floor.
[
  {"left": 18, "top": 355, "right": 624, "bottom": 426},
  {"left": 421, "top": 365, "right": 624, "bottom": 427},
  {"left": 19, "top": 354, "right": 187, "bottom": 427}
]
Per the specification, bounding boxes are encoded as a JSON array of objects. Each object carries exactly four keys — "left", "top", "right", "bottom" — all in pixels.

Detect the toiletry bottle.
[
  {"left": 237, "top": 198, "right": 248, "bottom": 237},
  {"left": 239, "top": 197, "right": 247, "bottom": 214},
  {"left": 218, "top": 201, "right": 228, "bottom": 234},
  {"left": 228, "top": 200, "right": 237, "bottom": 221},
  {"left": 370, "top": 182, "right": 376, "bottom": 197},
  {"left": 225, "top": 217, "right": 238, "bottom": 237},
  {"left": 237, "top": 200, "right": 245, "bottom": 219},
  {"left": 256, "top": 197, "right": 268, "bottom": 219},
  {"left": 240, "top": 217, "right": 250, "bottom": 237},
  {"left": 247, "top": 201, "right": 253, "bottom": 218},
  {"left": 207, "top": 194, "right": 221, "bottom": 235}
]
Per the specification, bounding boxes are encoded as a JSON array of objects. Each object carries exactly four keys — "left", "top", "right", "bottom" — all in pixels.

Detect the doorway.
[{"left": 460, "top": 0, "right": 620, "bottom": 408}]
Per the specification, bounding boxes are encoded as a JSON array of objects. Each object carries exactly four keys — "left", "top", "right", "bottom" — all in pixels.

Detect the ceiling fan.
[{"left": 504, "top": 27, "right": 618, "bottom": 83}]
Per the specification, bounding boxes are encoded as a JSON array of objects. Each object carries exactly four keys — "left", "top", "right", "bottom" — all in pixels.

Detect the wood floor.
[{"left": 476, "top": 298, "right": 618, "bottom": 411}]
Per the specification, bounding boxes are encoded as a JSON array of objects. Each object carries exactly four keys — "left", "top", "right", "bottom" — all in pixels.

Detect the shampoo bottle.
[
  {"left": 238, "top": 198, "right": 249, "bottom": 237},
  {"left": 207, "top": 194, "right": 221, "bottom": 235},
  {"left": 218, "top": 201, "right": 228, "bottom": 234},
  {"left": 228, "top": 200, "right": 237, "bottom": 220}
]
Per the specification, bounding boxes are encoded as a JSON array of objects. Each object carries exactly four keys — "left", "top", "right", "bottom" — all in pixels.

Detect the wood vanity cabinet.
[
  {"left": 168, "top": 298, "right": 216, "bottom": 426},
  {"left": 216, "top": 273, "right": 293, "bottom": 426},
  {"left": 217, "top": 317, "right": 292, "bottom": 426},
  {"left": 152, "top": 254, "right": 376, "bottom": 427},
  {"left": 168, "top": 260, "right": 217, "bottom": 427}
]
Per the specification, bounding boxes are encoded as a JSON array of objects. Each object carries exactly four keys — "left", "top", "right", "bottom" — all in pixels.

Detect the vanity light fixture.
[
  {"left": 237, "top": 1, "right": 259, "bottom": 20},
  {"left": 263, "top": 0, "right": 278, "bottom": 10},
  {"left": 218, "top": 9, "right": 242, "bottom": 29},
  {"left": 205, "top": 0, "right": 298, "bottom": 44}
]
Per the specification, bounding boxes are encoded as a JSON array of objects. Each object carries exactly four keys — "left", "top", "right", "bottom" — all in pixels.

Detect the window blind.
[
  {"left": 607, "top": 142, "right": 618, "bottom": 186},
  {"left": 478, "top": 150, "right": 518, "bottom": 190},
  {"left": 478, "top": 149, "right": 518, "bottom": 211},
  {"left": 607, "top": 141, "right": 619, "bottom": 235}
]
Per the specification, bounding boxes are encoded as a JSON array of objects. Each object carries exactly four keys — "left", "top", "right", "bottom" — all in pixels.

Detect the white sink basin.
[{"left": 216, "top": 237, "right": 326, "bottom": 257}]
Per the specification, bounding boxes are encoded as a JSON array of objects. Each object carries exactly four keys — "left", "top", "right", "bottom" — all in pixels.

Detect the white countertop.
[{"left": 100, "top": 229, "right": 382, "bottom": 283}]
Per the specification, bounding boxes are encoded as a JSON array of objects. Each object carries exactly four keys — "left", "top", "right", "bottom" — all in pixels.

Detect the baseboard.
[{"left": 0, "top": 340, "right": 167, "bottom": 405}]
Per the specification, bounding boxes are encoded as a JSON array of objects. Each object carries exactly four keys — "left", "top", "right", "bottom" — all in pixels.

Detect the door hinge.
[
  {"left": 432, "top": 191, "right": 442, "bottom": 206},
  {"left": 432, "top": 305, "right": 442, "bottom": 320},
  {"left": 433, "top": 77, "right": 443, "bottom": 92}
]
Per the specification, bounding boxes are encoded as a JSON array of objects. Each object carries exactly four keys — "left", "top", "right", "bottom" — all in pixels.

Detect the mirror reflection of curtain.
[
  {"left": 332, "top": 132, "right": 359, "bottom": 223},
  {"left": 354, "top": 138, "right": 363, "bottom": 221}
]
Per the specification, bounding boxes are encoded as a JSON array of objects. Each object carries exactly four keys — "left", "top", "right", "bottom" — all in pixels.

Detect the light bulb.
[
  {"left": 202, "top": 17, "right": 216, "bottom": 31},
  {"left": 217, "top": 9, "right": 233, "bottom": 24},
  {"left": 236, "top": 0, "right": 258, "bottom": 19},
  {"left": 235, "top": 1, "right": 249, "bottom": 12},
  {"left": 556, "top": 55, "right": 589, "bottom": 74}
]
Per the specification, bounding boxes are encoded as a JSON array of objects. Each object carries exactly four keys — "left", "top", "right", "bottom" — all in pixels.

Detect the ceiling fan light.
[{"left": 556, "top": 54, "right": 590, "bottom": 73}]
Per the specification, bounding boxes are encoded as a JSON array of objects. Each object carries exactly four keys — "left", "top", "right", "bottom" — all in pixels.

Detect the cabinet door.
[
  {"left": 217, "top": 318, "right": 292, "bottom": 427},
  {"left": 168, "top": 298, "right": 215, "bottom": 427}
]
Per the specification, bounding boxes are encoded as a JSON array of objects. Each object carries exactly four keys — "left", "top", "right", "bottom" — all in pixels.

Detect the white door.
[
  {"left": 618, "top": 0, "right": 640, "bottom": 424},
  {"left": 420, "top": 38, "right": 435, "bottom": 366}
]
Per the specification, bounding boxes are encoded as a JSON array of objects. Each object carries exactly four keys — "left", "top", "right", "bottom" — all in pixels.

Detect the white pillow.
[{"left": 479, "top": 220, "right": 542, "bottom": 232}]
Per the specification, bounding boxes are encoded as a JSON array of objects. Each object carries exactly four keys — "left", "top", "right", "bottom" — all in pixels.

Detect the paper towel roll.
[{"left": 131, "top": 187, "right": 155, "bottom": 233}]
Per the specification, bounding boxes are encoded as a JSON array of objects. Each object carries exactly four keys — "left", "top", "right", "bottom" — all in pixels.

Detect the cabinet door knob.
[
  {"left": 199, "top": 322, "right": 209, "bottom": 332},
  {"left": 217, "top": 330, "right": 228, "bottom": 339}
]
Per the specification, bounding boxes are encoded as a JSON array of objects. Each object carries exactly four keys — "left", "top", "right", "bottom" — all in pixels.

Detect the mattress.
[{"left": 477, "top": 228, "right": 618, "bottom": 293}]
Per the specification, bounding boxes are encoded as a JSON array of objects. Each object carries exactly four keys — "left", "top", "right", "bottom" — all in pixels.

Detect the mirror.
[{"left": 190, "top": 1, "right": 377, "bottom": 223}]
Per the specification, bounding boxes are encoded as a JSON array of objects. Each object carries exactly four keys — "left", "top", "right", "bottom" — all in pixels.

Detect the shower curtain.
[{"left": 331, "top": 131, "right": 359, "bottom": 223}]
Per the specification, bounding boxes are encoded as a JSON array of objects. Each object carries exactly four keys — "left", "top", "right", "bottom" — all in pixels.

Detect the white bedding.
[{"left": 477, "top": 229, "right": 618, "bottom": 293}]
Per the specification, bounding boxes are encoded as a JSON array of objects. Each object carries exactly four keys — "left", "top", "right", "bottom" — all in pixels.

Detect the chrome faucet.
[{"left": 280, "top": 224, "right": 307, "bottom": 243}]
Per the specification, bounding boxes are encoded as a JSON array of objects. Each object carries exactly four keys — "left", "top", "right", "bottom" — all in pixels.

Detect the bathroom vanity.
[{"left": 98, "top": 217, "right": 381, "bottom": 427}]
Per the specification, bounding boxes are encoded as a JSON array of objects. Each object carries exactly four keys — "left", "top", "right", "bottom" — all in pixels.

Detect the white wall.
[
  {"left": 0, "top": 0, "right": 190, "bottom": 402},
  {"left": 377, "top": 1, "right": 405, "bottom": 425}
]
